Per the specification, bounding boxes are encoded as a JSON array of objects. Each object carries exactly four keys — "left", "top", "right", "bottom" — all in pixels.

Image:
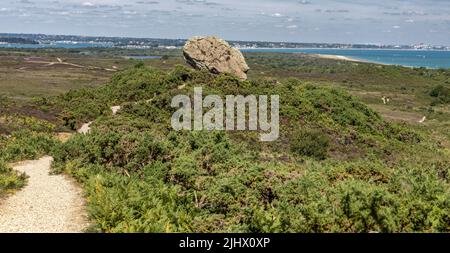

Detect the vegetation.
[
  {"left": 0, "top": 104, "right": 58, "bottom": 196},
  {"left": 430, "top": 85, "right": 450, "bottom": 105},
  {"left": 1, "top": 49, "right": 449, "bottom": 232},
  {"left": 291, "top": 129, "right": 329, "bottom": 160},
  {"left": 0, "top": 160, "right": 26, "bottom": 196},
  {"left": 42, "top": 65, "right": 449, "bottom": 232}
]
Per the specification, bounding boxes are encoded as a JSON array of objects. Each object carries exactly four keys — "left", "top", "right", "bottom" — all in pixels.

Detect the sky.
[{"left": 0, "top": 0, "right": 450, "bottom": 45}]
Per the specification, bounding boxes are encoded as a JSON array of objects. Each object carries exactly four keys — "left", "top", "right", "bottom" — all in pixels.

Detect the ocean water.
[
  {"left": 2, "top": 42, "right": 449, "bottom": 69},
  {"left": 241, "top": 48, "right": 450, "bottom": 69}
]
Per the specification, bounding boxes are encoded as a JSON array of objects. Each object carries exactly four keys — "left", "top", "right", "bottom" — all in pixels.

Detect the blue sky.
[{"left": 1, "top": 0, "right": 449, "bottom": 45}]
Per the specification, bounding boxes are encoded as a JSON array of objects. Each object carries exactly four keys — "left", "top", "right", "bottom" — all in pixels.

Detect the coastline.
[
  {"left": 313, "top": 54, "right": 366, "bottom": 63},
  {"left": 313, "top": 54, "right": 423, "bottom": 69},
  {"left": 239, "top": 47, "right": 450, "bottom": 52}
]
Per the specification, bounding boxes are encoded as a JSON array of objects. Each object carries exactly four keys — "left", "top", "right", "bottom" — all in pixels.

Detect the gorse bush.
[
  {"left": 0, "top": 116, "right": 58, "bottom": 195},
  {"left": 290, "top": 129, "right": 329, "bottom": 160},
  {"left": 0, "top": 130, "right": 57, "bottom": 162},
  {"left": 429, "top": 85, "right": 450, "bottom": 105},
  {"left": 46, "top": 65, "right": 450, "bottom": 232},
  {"left": 0, "top": 160, "right": 27, "bottom": 196}
]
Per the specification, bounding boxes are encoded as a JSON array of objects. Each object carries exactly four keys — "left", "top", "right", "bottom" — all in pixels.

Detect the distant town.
[{"left": 0, "top": 33, "right": 449, "bottom": 51}]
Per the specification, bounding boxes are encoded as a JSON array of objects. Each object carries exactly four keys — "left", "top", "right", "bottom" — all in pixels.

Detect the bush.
[
  {"left": 46, "top": 65, "right": 449, "bottom": 232},
  {"left": 0, "top": 130, "right": 57, "bottom": 162},
  {"left": 0, "top": 160, "right": 27, "bottom": 196},
  {"left": 429, "top": 85, "right": 450, "bottom": 105},
  {"left": 290, "top": 129, "right": 330, "bottom": 160}
]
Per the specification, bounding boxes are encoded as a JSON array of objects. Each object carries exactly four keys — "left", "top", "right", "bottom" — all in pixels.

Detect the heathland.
[{"left": 0, "top": 48, "right": 449, "bottom": 232}]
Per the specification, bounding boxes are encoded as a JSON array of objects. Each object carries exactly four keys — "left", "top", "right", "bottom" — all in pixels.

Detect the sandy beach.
[{"left": 314, "top": 54, "right": 367, "bottom": 63}]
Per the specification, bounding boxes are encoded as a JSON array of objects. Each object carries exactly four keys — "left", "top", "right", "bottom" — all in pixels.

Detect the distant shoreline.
[
  {"left": 239, "top": 47, "right": 450, "bottom": 52},
  {"left": 313, "top": 54, "right": 366, "bottom": 63},
  {"left": 312, "top": 54, "right": 386, "bottom": 65},
  {"left": 240, "top": 48, "right": 450, "bottom": 69}
]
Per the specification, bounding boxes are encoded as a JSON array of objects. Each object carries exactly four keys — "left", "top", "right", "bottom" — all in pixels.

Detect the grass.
[{"left": 0, "top": 48, "right": 181, "bottom": 100}]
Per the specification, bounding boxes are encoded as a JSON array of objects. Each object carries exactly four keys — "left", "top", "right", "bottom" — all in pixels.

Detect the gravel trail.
[
  {"left": 0, "top": 156, "right": 88, "bottom": 233},
  {"left": 77, "top": 122, "right": 92, "bottom": 134}
]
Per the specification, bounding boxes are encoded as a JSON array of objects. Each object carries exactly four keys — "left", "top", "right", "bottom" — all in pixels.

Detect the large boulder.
[{"left": 183, "top": 36, "right": 250, "bottom": 80}]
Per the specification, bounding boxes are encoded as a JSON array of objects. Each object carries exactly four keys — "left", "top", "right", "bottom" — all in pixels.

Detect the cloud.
[
  {"left": 1, "top": 0, "right": 450, "bottom": 45},
  {"left": 135, "top": 1, "right": 159, "bottom": 4},
  {"left": 298, "top": 0, "right": 311, "bottom": 4},
  {"left": 19, "top": 0, "right": 34, "bottom": 4},
  {"left": 383, "top": 11, "right": 428, "bottom": 16},
  {"left": 175, "top": 0, "right": 220, "bottom": 6},
  {"left": 325, "top": 9, "right": 350, "bottom": 13},
  {"left": 82, "top": 2, "right": 94, "bottom": 7}
]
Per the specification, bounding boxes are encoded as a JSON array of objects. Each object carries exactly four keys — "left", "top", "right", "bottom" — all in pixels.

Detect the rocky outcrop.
[{"left": 183, "top": 36, "right": 250, "bottom": 80}]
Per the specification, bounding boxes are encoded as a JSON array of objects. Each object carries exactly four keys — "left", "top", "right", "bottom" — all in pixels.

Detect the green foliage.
[
  {"left": 0, "top": 160, "right": 27, "bottom": 196},
  {"left": 48, "top": 65, "right": 450, "bottom": 232},
  {"left": 291, "top": 129, "right": 329, "bottom": 160},
  {"left": 429, "top": 85, "right": 450, "bottom": 105},
  {"left": 0, "top": 115, "right": 55, "bottom": 133},
  {"left": 0, "top": 130, "right": 57, "bottom": 162},
  {"left": 0, "top": 115, "right": 58, "bottom": 195}
]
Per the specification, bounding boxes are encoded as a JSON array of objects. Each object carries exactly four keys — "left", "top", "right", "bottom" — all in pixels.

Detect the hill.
[{"left": 24, "top": 64, "right": 448, "bottom": 232}]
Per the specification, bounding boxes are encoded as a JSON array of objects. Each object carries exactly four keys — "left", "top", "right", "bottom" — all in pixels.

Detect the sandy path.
[
  {"left": 77, "top": 122, "right": 92, "bottom": 134},
  {"left": 111, "top": 106, "right": 121, "bottom": 115},
  {"left": 0, "top": 156, "right": 88, "bottom": 233},
  {"left": 24, "top": 58, "right": 118, "bottom": 72}
]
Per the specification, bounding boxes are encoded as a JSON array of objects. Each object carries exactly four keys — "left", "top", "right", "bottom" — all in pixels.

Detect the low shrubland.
[
  {"left": 0, "top": 116, "right": 58, "bottom": 196},
  {"left": 430, "top": 85, "right": 450, "bottom": 105},
  {"left": 45, "top": 65, "right": 449, "bottom": 232}
]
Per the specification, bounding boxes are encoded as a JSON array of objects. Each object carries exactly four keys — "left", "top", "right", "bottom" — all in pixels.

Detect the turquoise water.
[
  {"left": 2, "top": 42, "right": 449, "bottom": 69},
  {"left": 242, "top": 48, "right": 450, "bottom": 69}
]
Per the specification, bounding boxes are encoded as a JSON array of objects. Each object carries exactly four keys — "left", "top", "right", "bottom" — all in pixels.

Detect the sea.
[
  {"left": 241, "top": 48, "right": 450, "bottom": 69},
  {"left": 1, "top": 42, "right": 449, "bottom": 69}
]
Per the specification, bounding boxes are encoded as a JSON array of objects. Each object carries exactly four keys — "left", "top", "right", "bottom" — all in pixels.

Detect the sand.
[{"left": 0, "top": 156, "right": 89, "bottom": 233}]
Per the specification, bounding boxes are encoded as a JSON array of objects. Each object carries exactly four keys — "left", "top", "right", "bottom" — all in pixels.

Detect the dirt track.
[{"left": 0, "top": 156, "right": 88, "bottom": 233}]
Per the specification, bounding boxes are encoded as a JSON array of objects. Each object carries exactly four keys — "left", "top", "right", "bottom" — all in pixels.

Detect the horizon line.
[{"left": 1, "top": 32, "right": 448, "bottom": 48}]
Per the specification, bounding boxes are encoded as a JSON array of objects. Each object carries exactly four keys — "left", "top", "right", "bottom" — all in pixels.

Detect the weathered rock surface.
[{"left": 183, "top": 36, "right": 250, "bottom": 80}]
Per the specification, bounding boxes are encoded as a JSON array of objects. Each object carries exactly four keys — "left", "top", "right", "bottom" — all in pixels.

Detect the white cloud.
[
  {"left": 82, "top": 2, "right": 94, "bottom": 7},
  {"left": 1, "top": 0, "right": 450, "bottom": 45}
]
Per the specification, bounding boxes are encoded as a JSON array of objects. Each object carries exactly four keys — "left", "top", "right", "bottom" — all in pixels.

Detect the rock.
[{"left": 183, "top": 36, "right": 250, "bottom": 80}]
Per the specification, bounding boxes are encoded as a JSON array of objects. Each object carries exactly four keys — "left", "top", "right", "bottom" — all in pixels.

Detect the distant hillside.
[
  {"left": 1, "top": 33, "right": 448, "bottom": 50},
  {"left": 0, "top": 37, "right": 38, "bottom": 44}
]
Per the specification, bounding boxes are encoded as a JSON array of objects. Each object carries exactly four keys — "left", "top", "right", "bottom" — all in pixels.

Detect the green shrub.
[
  {"left": 0, "top": 130, "right": 57, "bottom": 162},
  {"left": 45, "top": 65, "right": 450, "bottom": 233},
  {"left": 291, "top": 129, "right": 330, "bottom": 160},
  {"left": 429, "top": 85, "right": 450, "bottom": 105},
  {"left": 0, "top": 160, "right": 27, "bottom": 196}
]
